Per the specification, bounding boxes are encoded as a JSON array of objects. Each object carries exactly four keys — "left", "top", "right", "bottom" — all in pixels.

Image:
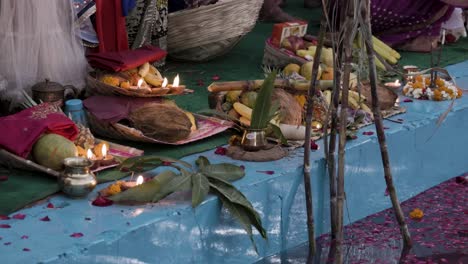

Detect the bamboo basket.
[
  {"left": 87, "top": 112, "right": 233, "bottom": 145},
  {"left": 262, "top": 38, "right": 307, "bottom": 68},
  {"left": 86, "top": 73, "right": 192, "bottom": 98},
  {"left": 167, "top": 0, "right": 264, "bottom": 62}
]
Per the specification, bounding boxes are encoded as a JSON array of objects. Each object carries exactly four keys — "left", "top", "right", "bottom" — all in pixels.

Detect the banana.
[
  {"left": 239, "top": 116, "right": 251, "bottom": 127},
  {"left": 185, "top": 112, "right": 197, "bottom": 131},
  {"left": 138, "top": 62, "right": 150, "bottom": 77},
  {"left": 233, "top": 102, "right": 252, "bottom": 120},
  {"left": 144, "top": 73, "right": 163, "bottom": 87},
  {"left": 149, "top": 65, "right": 163, "bottom": 79}
]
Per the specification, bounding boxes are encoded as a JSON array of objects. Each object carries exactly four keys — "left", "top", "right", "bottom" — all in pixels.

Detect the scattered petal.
[
  {"left": 12, "top": 213, "right": 26, "bottom": 220},
  {"left": 362, "top": 131, "right": 374, "bottom": 136},
  {"left": 40, "top": 216, "right": 51, "bottom": 222},
  {"left": 92, "top": 196, "right": 113, "bottom": 207},
  {"left": 70, "top": 233, "right": 84, "bottom": 238},
  {"left": 120, "top": 167, "right": 130, "bottom": 172},
  {"left": 197, "top": 79, "right": 205, "bottom": 86},
  {"left": 257, "top": 170, "right": 275, "bottom": 175},
  {"left": 21, "top": 235, "right": 28, "bottom": 239},
  {"left": 214, "top": 146, "right": 227, "bottom": 156},
  {"left": 0, "top": 224, "right": 11, "bottom": 228},
  {"left": 384, "top": 188, "right": 389, "bottom": 196},
  {"left": 135, "top": 166, "right": 143, "bottom": 172},
  {"left": 0, "top": 215, "right": 10, "bottom": 220},
  {"left": 46, "top": 203, "right": 54, "bottom": 209},
  {"left": 4, "top": 242, "right": 11, "bottom": 245},
  {"left": 0, "top": 175, "right": 8, "bottom": 181},
  {"left": 403, "top": 98, "right": 413, "bottom": 103},
  {"left": 84, "top": 217, "right": 91, "bottom": 221},
  {"left": 211, "top": 75, "right": 220, "bottom": 81},
  {"left": 310, "top": 141, "right": 319, "bottom": 150},
  {"left": 348, "top": 135, "right": 358, "bottom": 140},
  {"left": 383, "top": 126, "right": 390, "bottom": 130},
  {"left": 162, "top": 161, "right": 172, "bottom": 166},
  {"left": 23, "top": 248, "right": 30, "bottom": 252}
]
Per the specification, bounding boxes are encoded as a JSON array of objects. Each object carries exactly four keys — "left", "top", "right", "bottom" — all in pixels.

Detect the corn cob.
[{"left": 372, "top": 36, "right": 400, "bottom": 59}]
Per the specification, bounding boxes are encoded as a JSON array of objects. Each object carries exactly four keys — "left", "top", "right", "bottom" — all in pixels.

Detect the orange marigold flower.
[
  {"left": 413, "top": 82, "right": 423, "bottom": 89},
  {"left": 409, "top": 208, "right": 424, "bottom": 220},
  {"left": 457, "top": 88, "right": 463, "bottom": 98},
  {"left": 425, "top": 78, "right": 431, "bottom": 86},
  {"left": 436, "top": 78, "right": 445, "bottom": 87},
  {"left": 414, "top": 75, "right": 423, "bottom": 82}
]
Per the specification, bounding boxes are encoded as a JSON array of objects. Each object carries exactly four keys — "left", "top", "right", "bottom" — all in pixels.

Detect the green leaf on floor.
[
  {"left": 191, "top": 172, "right": 210, "bottom": 207},
  {"left": 201, "top": 163, "right": 245, "bottom": 182}
]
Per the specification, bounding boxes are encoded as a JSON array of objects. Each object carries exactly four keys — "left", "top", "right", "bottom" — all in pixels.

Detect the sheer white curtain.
[{"left": 0, "top": 0, "right": 88, "bottom": 106}]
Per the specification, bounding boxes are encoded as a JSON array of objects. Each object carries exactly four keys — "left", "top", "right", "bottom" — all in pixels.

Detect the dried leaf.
[{"left": 191, "top": 173, "right": 210, "bottom": 207}]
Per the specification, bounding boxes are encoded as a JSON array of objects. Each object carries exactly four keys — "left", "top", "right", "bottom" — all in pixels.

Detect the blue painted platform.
[{"left": 1, "top": 61, "right": 467, "bottom": 264}]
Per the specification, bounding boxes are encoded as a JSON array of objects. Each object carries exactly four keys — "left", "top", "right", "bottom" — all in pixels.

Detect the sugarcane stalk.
[
  {"left": 303, "top": 12, "right": 328, "bottom": 261},
  {"left": 334, "top": 1, "right": 355, "bottom": 262},
  {"left": 361, "top": 0, "right": 412, "bottom": 250}
]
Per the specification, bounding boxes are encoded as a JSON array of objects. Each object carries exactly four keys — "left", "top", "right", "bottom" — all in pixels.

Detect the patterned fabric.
[
  {"left": 126, "top": 0, "right": 168, "bottom": 56},
  {"left": 370, "top": 0, "right": 455, "bottom": 48}
]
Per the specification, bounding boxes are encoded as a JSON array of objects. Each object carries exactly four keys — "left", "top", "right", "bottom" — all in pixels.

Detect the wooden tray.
[{"left": 0, "top": 140, "right": 144, "bottom": 178}]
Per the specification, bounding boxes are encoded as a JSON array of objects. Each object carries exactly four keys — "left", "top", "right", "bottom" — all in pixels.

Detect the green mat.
[{"left": 1, "top": 1, "right": 467, "bottom": 215}]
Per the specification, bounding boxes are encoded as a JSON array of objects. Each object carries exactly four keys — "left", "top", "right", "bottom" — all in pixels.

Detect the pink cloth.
[
  {"left": 0, "top": 104, "right": 78, "bottom": 158},
  {"left": 86, "top": 45, "right": 167, "bottom": 72}
]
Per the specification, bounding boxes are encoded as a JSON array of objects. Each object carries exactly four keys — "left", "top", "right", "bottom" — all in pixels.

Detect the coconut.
[
  {"left": 128, "top": 103, "right": 192, "bottom": 142},
  {"left": 32, "top": 134, "right": 78, "bottom": 170}
]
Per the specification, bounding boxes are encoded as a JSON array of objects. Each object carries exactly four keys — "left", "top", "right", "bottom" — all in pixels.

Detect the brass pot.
[
  {"left": 59, "top": 157, "right": 97, "bottom": 198},
  {"left": 31, "top": 79, "right": 77, "bottom": 104},
  {"left": 241, "top": 128, "right": 267, "bottom": 151}
]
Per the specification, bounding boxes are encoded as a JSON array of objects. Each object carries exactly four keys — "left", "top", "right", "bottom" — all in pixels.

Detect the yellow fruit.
[
  {"left": 300, "top": 61, "right": 322, "bottom": 81},
  {"left": 226, "top": 90, "right": 242, "bottom": 103},
  {"left": 239, "top": 116, "right": 251, "bottom": 127},
  {"left": 321, "top": 48, "right": 334, "bottom": 67},
  {"left": 144, "top": 73, "right": 163, "bottom": 87},
  {"left": 138, "top": 62, "right": 150, "bottom": 77},
  {"left": 233, "top": 102, "right": 252, "bottom": 120},
  {"left": 120, "top": 81, "right": 131, "bottom": 89},
  {"left": 321, "top": 67, "right": 334, "bottom": 80},
  {"left": 185, "top": 112, "right": 197, "bottom": 131},
  {"left": 283, "top": 63, "right": 301, "bottom": 76}
]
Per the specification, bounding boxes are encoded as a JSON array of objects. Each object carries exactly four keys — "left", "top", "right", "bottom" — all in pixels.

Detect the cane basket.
[
  {"left": 167, "top": 0, "right": 264, "bottom": 62},
  {"left": 262, "top": 38, "right": 308, "bottom": 68}
]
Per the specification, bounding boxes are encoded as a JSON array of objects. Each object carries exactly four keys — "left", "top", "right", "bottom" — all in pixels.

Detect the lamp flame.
[
  {"left": 136, "top": 176, "right": 144, "bottom": 186},
  {"left": 394, "top": 79, "right": 400, "bottom": 86},
  {"left": 87, "top": 149, "right": 93, "bottom": 159},
  {"left": 173, "top": 74, "right": 180, "bottom": 87},
  {"left": 101, "top": 144, "right": 107, "bottom": 157},
  {"left": 137, "top": 78, "right": 144, "bottom": 88},
  {"left": 162, "top": 77, "right": 168, "bottom": 88}
]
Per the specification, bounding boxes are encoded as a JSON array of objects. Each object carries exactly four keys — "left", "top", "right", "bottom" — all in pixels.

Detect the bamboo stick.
[
  {"left": 361, "top": 0, "right": 412, "bottom": 250},
  {"left": 207, "top": 79, "right": 334, "bottom": 93},
  {"left": 303, "top": 12, "right": 328, "bottom": 261}
]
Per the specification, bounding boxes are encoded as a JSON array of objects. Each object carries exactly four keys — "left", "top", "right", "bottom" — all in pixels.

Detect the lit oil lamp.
[
  {"left": 151, "top": 77, "right": 170, "bottom": 95},
  {"left": 99, "top": 144, "right": 116, "bottom": 166},
  {"left": 384, "top": 79, "right": 401, "bottom": 90},
  {"left": 311, "top": 121, "right": 323, "bottom": 131},
  {"left": 169, "top": 74, "right": 186, "bottom": 94},
  {"left": 121, "top": 175, "right": 145, "bottom": 190}
]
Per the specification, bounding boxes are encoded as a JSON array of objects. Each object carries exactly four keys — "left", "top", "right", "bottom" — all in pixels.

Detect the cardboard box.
[{"left": 271, "top": 21, "right": 308, "bottom": 47}]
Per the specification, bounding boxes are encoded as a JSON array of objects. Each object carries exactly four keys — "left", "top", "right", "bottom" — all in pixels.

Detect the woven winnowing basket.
[
  {"left": 262, "top": 38, "right": 307, "bottom": 68},
  {"left": 167, "top": 0, "right": 264, "bottom": 62}
]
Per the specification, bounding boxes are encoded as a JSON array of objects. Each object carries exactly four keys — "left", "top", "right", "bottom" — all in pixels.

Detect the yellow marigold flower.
[
  {"left": 104, "top": 182, "right": 122, "bottom": 196},
  {"left": 409, "top": 208, "right": 424, "bottom": 220}
]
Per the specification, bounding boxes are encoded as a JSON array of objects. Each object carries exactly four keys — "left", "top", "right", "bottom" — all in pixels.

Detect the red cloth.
[
  {"left": 0, "top": 104, "right": 79, "bottom": 158},
  {"left": 87, "top": 45, "right": 168, "bottom": 72},
  {"left": 83, "top": 96, "right": 164, "bottom": 123},
  {"left": 94, "top": 0, "right": 129, "bottom": 52}
]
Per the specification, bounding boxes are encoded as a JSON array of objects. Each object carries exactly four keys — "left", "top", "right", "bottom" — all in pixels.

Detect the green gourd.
[{"left": 32, "top": 134, "right": 78, "bottom": 170}]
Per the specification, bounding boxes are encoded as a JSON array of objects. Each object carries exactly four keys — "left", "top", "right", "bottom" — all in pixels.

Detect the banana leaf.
[
  {"left": 109, "top": 171, "right": 176, "bottom": 203},
  {"left": 250, "top": 71, "right": 277, "bottom": 129},
  {"left": 191, "top": 173, "right": 210, "bottom": 207},
  {"left": 218, "top": 195, "right": 259, "bottom": 253},
  {"left": 201, "top": 163, "right": 245, "bottom": 182},
  {"left": 209, "top": 178, "right": 267, "bottom": 239}
]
